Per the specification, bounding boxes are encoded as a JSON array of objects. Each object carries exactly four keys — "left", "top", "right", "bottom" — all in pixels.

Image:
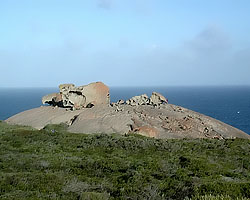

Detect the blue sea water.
[{"left": 0, "top": 86, "right": 250, "bottom": 135}]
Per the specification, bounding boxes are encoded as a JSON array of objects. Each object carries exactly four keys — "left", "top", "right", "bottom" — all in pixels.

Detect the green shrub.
[{"left": 0, "top": 122, "right": 249, "bottom": 199}]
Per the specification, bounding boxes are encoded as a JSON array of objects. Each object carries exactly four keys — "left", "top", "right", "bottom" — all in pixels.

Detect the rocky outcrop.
[
  {"left": 79, "top": 82, "right": 110, "bottom": 108},
  {"left": 43, "top": 84, "right": 167, "bottom": 110},
  {"left": 125, "top": 94, "right": 150, "bottom": 106},
  {"left": 42, "top": 93, "right": 63, "bottom": 106},
  {"left": 42, "top": 82, "right": 110, "bottom": 110},
  {"left": 150, "top": 92, "right": 168, "bottom": 105},
  {"left": 6, "top": 103, "right": 250, "bottom": 139},
  {"left": 6, "top": 82, "right": 250, "bottom": 139},
  {"left": 124, "top": 92, "right": 168, "bottom": 106}
]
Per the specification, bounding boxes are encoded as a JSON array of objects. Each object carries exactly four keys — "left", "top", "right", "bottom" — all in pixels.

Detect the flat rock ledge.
[{"left": 5, "top": 82, "right": 250, "bottom": 139}]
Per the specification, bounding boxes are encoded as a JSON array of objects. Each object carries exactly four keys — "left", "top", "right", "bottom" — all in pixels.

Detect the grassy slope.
[{"left": 0, "top": 121, "right": 249, "bottom": 200}]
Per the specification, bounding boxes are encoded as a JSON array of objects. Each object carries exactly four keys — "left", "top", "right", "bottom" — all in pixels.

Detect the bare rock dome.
[{"left": 6, "top": 82, "right": 250, "bottom": 139}]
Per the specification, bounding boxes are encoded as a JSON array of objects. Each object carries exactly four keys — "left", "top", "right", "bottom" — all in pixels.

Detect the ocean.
[{"left": 0, "top": 86, "right": 250, "bottom": 135}]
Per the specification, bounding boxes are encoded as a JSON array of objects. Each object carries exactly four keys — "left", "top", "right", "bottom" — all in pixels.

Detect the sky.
[{"left": 0, "top": 0, "right": 250, "bottom": 87}]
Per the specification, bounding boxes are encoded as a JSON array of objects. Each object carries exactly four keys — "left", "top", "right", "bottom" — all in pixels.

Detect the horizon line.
[{"left": 1, "top": 84, "right": 250, "bottom": 88}]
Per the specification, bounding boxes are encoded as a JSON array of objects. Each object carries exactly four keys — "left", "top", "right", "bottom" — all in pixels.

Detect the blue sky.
[{"left": 0, "top": 0, "right": 250, "bottom": 87}]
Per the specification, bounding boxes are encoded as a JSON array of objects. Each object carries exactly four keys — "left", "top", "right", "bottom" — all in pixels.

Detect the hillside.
[{"left": 0, "top": 121, "right": 249, "bottom": 199}]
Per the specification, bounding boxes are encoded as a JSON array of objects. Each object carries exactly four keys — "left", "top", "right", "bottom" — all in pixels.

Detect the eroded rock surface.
[
  {"left": 150, "top": 92, "right": 168, "bottom": 105},
  {"left": 125, "top": 94, "right": 150, "bottom": 106},
  {"left": 42, "top": 93, "right": 63, "bottom": 106},
  {"left": 120, "top": 92, "right": 168, "bottom": 107},
  {"left": 42, "top": 82, "right": 110, "bottom": 110},
  {"left": 6, "top": 82, "right": 250, "bottom": 139},
  {"left": 6, "top": 103, "right": 250, "bottom": 139}
]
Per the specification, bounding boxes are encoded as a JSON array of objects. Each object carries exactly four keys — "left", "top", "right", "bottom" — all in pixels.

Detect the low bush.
[{"left": 0, "top": 122, "right": 249, "bottom": 199}]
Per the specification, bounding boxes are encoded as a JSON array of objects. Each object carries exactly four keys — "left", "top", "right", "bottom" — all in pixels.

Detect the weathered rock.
[
  {"left": 80, "top": 82, "right": 110, "bottom": 108},
  {"left": 124, "top": 92, "right": 168, "bottom": 107},
  {"left": 5, "top": 106, "right": 83, "bottom": 130},
  {"left": 59, "top": 84, "right": 75, "bottom": 92},
  {"left": 42, "top": 93, "right": 62, "bottom": 106},
  {"left": 59, "top": 84, "right": 82, "bottom": 108},
  {"left": 126, "top": 94, "right": 150, "bottom": 106},
  {"left": 42, "top": 82, "right": 110, "bottom": 110},
  {"left": 150, "top": 92, "right": 168, "bottom": 105},
  {"left": 110, "top": 100, "right": 125, "bottom": 107},
  {"left": 7, "top": 83, "right": 250, "bottom": 139},
  {"left": 6, "top": 104, "right": 250, "bottom": 139}
]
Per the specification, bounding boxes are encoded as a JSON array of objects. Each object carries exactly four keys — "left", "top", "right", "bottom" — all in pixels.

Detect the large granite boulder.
[
  {"left": 42, "top": 82, "right": 110, "bottom": 110},
  {"left": 80, "top": 82, "right": 110, "bottom": 108}
]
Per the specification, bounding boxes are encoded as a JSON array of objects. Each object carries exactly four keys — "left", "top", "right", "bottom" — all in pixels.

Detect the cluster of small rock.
[
  {"left": 42, "top": 82, "right": 110, "bottom": 110},
  {"left": 112, "top": 92, "right": 168, "bottom": 107}
]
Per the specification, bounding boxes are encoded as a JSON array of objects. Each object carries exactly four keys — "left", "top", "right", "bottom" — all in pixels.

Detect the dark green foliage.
[{"left": 0, "top": 122, "right": 249, "bottom": 199}]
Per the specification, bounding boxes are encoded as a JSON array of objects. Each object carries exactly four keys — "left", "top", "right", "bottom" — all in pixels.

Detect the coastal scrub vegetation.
[{"left": 0, "top": 121, "right": 249, "bottom": 199}]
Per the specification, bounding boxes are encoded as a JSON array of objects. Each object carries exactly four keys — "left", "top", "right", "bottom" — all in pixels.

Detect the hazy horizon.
[{"left": 1, "top": 0, "right": 250, "bottom": 87}]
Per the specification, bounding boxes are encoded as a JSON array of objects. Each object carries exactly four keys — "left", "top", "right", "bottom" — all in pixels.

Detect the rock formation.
[
  {"left": 125, "top": 94, "right": 150, "bottom": 106},
  {"left": 118, "top": 92, "right": 168, "bottom": 107},
  {"left": 5, "top": 82, "right": 250, "bottom": 139},
  {"left": 42, "top": 82, "right": 110, "bottom": 110},
  {"left": 42, "top": 93, "right": 63, "bottom": 107},
  {"left": 150, "top": 92, "right": 168, "bottom": 105}
]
